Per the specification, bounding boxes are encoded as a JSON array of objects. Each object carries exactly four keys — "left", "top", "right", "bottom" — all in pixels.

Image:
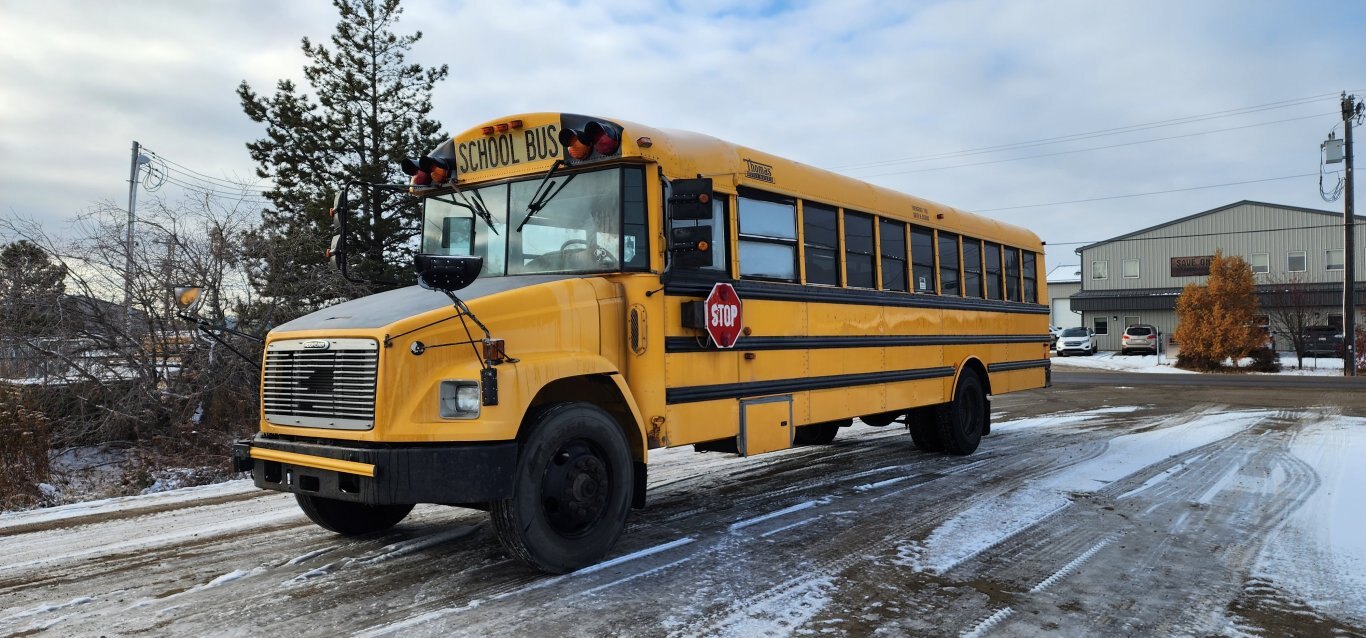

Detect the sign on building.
[{"left": 1170, "top": 255, "right": 1213, "bottom": 277}]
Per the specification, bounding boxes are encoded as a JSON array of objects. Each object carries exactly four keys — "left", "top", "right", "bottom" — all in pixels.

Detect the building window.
[
  {"left": 1092, "top": 260, "right": 1108, "bottom": 280},
  {"left": 1022, "top": 251, "right": 1037, "bottom": 303},
  {"left": 962, "top": 237, "right": 983, "bottom": 298},
  {"left": 1327, "top": 249, "right": 1345, "bottom": 271},
  {"left": 737, "top": 188, "right": 797, "bottom": 281},
  {"left": 984, "top": 241, "right": 1003, "bottom": 300},
  {"left": 879, "top": 218, "right": 908, "bottom": 292},
  {"left": 1094, "top": 317, "right": 1108, "bottom": 335},
  {"left": 1250, "top": 252, "right": 1269, "bottom": 274},
  {"left": 1288, "top": 250, "right": 1307, "bottom": 273},
  {"left": 1122, "top": 258, "right": 1139, "bottom": 279},
  {"left": 803, "top": 202, "right": 839, "bottom": 286},
  {"left": 939, "top": 231, "right": 961, "bottom": 296},
  {"left": 844, "top": 210, "right": 876, "bottom": 288},
  {"left": 911, "top": 225, "right": 937, "bottom": 294},
  {"left": 1005, "top": 246, "right": 1021, "bottom": 302}
]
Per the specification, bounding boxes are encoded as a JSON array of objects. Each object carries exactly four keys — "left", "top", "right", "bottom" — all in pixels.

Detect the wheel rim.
[{"left": 539, "top": 438, "right": 611, "bottom": 537}]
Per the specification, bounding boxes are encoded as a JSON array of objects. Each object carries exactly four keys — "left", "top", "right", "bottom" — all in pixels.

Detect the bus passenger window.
[
  {"left": 963, "top": 237, "right": 984, "bottom": 298},
  {"left": 880, "top": 219, "right": 907, "bottom": 292},
  {"left": 738, "top": 189, "right": 797, "bottom": 281},
  {"left": 938, "top": 231, "right": 961, "bottom": 296},
  {"left": 1005, "top": 246, "right": 1022, "bottom": 301},
  {"left": 803, "top": 202, "right": 839, "bottom": 285},
  {"left": 985, "top": 241, "right": 1003, "bottom": 300},
  {"left": 844, "top": 211, "right": 875, "bottom": 288},
  {"left": 1022, "top": 251, "right": 1038, "bottom": 303},
  {"left": 911, "top": 226, "right": 936, "bottom": 294}
]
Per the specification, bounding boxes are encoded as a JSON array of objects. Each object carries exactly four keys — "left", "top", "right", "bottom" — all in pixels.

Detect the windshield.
[
  {"left": 1061, "top": 328, "right": 1089, "bottom": 337},
  {"left": 421, "top": 166, "right": 647, "bottom": 276}
]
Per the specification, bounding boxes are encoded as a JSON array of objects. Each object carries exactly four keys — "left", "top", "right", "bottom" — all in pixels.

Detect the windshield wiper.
[
  {"left": 516, "top": 159, "right": 577, "bottom": 233},
  {"left": 430, "top": 190, "right": 499, "bottom": 235}
]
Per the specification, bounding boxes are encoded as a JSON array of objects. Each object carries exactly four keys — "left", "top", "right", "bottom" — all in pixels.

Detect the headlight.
[{"left": 440, "top": 380, "right": 480, "bottom": 419}]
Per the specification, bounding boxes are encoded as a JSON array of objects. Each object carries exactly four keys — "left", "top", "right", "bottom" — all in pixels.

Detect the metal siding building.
[{"left": 1072, "top": 201, "right": 1366, "bottom": 352}]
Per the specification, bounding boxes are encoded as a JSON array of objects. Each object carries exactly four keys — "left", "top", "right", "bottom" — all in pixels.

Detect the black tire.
[
  {"left": 295, "top": 494, "right": 413, "bottom": 536},
  {"left": 860, "top": 411, "right": 903, "bottom": 427},
  {"left": 491, "top": 402, "right": 633, "bottom": 574},
  {"left": 933, "top": 371, "right": 988, "bottom": 456},
  {"left": 905, "top": 406, "right": 943, "bottom": 452},
  {"left": 794, "top": 419, "right": 849, "bottom": 445}
]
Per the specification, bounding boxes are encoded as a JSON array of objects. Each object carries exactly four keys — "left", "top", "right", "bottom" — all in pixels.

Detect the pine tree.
[
  {"left": 0, "top": 241, "right": 68, "bottom": 338},
  {"left": 1174, "top": 251, "right": 1263, "bottom": 369},
  {"left": 237, "top": 0, "right": 448, "bottom": 319}
]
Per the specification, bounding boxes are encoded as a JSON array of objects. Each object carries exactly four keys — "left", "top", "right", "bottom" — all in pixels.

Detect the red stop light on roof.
[{"left": 558, "top": 120, "right": 622, "bottom": 164}]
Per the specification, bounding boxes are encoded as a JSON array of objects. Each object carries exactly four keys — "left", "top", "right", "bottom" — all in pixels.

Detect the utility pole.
[
  {"left": 1341, "top": 93, "right": 1361, "bottom": 376},
  {"left": 125, "top": 141, "right": 150, "bottom": 337}
]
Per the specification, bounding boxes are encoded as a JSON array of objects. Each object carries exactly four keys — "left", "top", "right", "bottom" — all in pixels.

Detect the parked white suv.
[
  {"left": 1121, "top": 324, "right": 1160, "bottom": 356},
  {"left": 1056, "top": 327, "right": 1098, "bottom": 356}
]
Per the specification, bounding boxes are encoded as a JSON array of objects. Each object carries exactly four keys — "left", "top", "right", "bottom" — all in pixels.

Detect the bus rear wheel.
[
  {"left": 295, "top": 494, "right": 413, "bottom": 536},
  {"left": 906, "top": 407, "right": 943, "bottom": 452},
  {"left": 933, "top": 371, "right": 988, "bottom": 456},
  {"left": 491, "top": 402, "right": 633, "bottom": 574},
  {"left": 794, "top": 419, "right": 849, "bottom": 445}
]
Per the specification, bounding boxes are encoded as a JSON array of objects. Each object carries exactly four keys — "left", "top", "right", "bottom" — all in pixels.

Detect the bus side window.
[
  {"left": 1022, "top": 250, "right": 1038, "bottom": 303},
  {"left": 963, "top": 237, "right": 984, "bottom": 298},
  {"left": 737, "top": 188, "right": 797, "bottom": 281},
  {"left": 938, "top": 231, "right": 961, "bottom": 296},
  {"left": 1005, "top": 246, "right": 1022, "bottom": 301},
  {"left": 844, "top": 210, "right": 875, "bottom": 289},
  {"left": 879, "top": 218, "right": 908, "bottom": 292},
  {"left": 803, "top": 202, "right": 840, "bottom": 285},
  {"left": 622, "top": 166, "right": 649, "bottom": 270},
  {"left": 985, "top": 241, "right": 1003, "bottom": 300},
  {"left": 910, "top": 225, "right": 936, "bottom": 294}
]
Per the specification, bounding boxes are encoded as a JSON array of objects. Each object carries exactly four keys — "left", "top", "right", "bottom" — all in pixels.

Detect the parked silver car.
[
  {"left": 1056, "top": 327, "right": 1098, "bottom": 356},
  {"left": 1121, "top": 324, "right": 1160, "bottom": 355}
]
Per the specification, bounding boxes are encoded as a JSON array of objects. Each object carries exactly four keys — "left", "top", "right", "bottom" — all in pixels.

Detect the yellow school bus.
[{"left": 233, "top": 113, "right": 1050, "bottom": 573}]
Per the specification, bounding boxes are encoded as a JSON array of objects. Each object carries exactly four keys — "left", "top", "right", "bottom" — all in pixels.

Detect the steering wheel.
[{"left": 559, "top": 238, "right": 617, "bottom": 269}]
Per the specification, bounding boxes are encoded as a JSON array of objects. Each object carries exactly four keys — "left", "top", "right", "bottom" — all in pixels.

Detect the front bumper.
[{"left": 233, "top": 434, "right": 517, "bottom": 506}]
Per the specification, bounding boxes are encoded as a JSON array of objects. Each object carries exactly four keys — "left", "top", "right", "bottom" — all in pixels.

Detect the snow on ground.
[
  {"left": 1050, "top": 351, "right": 1349, "bottom": 375},
  {"left": 0, "top": 479, "right": 257, "bottom": 530},
  {"left": 903, "top": 408, "right": 1271, "bottom": 578},
  {"left": 1031, "top": 409, "right": 1271, "bottom": 493},
  {"left": 1253, "top": 416, "right": 1366, "bottom": 624}
]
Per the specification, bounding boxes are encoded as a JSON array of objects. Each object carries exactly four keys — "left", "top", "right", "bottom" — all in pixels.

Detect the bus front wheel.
[
  {"left": 933, "top": 371, "right": 988, "bottom": 456},
  {"left": 295, "top": 494, "right": 413, "bottom": 536},
  {"left": 906, "top": 407, "right": 943, "bottom": 452},
  {"left": 491, "top": 402, "right": 633, "bottom": 574}
]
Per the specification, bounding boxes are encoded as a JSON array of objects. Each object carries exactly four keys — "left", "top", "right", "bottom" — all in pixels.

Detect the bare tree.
[
  {"left": 1261, "top": 274, "right": 1316, "bottom": 370},
  {"left": 0, "top": 193, "right": 266, "bottom": 475}
]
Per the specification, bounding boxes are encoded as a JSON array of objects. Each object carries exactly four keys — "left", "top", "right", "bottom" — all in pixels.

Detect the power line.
[
  {"left": 854, "top": 112, "right": 1331, "bottom": 178},
  {"left": 832, "top": 92, "right": 1340, "bottom": 171},
  {"left": 141, "top": 147, "right": 273, "bottom": 193},
  {"left": 972, "top": 172, "right": 1319, "bottom": 213},
  {"left": 160, "top": 173, "right": 274, "bottom": 205}
]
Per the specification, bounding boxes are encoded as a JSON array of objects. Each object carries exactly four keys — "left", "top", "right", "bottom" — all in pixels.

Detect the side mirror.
[
  {"left": 669, "top": 225, "right": 713, "bottom": 269},
  {"left": 415, "top": 254, "right": 484, "bottom": 292},
  {"left": 668, "top": 178, "right": 713, "bottom": 221},
  {"left": 173, "top": 285, "right": 204, "bottom": 314}
]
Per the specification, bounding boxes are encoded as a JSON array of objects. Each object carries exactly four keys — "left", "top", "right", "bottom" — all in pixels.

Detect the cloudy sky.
[{"left": 2, "top": 0, "right": 1364, "bottom": 270}]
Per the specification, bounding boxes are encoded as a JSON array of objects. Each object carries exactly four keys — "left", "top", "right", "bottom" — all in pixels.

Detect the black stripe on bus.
[
  {"left": 987, "top": 359, "right": 1053, "bottom": 373},
  {"left": 664, "top": 366, "right": 955, "bottom": 405},
  {"left": 664, "top": 334, "right": 1048, "bottom": 353},
  {"left": 663, "top": 276, "right": 1049, "bottom": 315}
]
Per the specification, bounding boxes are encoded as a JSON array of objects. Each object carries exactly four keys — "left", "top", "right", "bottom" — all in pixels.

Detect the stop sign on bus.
[{"left": 704, "top": 283, "right": 743, "bottom": 348}]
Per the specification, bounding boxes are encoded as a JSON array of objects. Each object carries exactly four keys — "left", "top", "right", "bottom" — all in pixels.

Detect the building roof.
[
  {"left": 1045, "top": 264, "right": 1081, "bottom": 283},
  {"left": 1074, "top": 200, "right": 1362, "bottom": 254}
]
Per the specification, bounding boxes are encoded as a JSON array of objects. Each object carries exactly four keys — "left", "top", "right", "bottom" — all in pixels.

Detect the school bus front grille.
[{"left": 262, "top": 338, "right": 379, "bottom": 430}]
